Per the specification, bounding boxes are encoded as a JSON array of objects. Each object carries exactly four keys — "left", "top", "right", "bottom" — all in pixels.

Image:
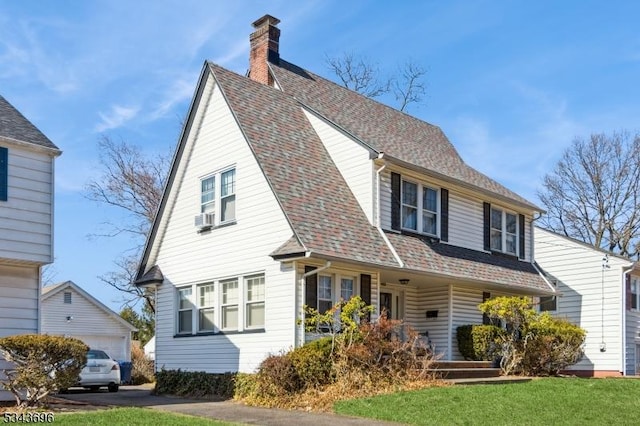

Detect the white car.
[{"left": 77, "top": 349, "right": 121, "bottom": 392}]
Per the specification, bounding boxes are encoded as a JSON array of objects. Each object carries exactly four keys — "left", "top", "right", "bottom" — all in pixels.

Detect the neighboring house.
[
  {"left": 41, "top": 281, "right": 137, "bottom": 362},
  {"left": 144, "top": 335, "right": 155, "bottom": 361},
  {"left": 135, "top": 15, "right": 554, "bottom": 374},
  {"left": 0, "top": 95, "right": 61, "bottom": 400},
  {"left": 534, "top": 227, "right": 640, "bottom": 376}
]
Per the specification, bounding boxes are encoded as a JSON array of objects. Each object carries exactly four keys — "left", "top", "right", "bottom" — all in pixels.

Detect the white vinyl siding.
[
  {"left": 0, "top": 146, "right": 55, "bottom": 263},
  {"left": 625, "top": 310, "right": 640, "bottom": 375},
  {"left": 534, "top": 227, "right": 629, "bottom": 374},
  {"left": 0, "top": 264, "right": 39, "bottom": 337},
  {"left": 150, "top": 76, "right": 297, "bottom": 374},
  {"left": 302, "top": 110, "right": 374, "bottom": 224}
]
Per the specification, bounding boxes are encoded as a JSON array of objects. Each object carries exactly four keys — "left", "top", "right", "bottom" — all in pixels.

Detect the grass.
[
  {"left": 53, "top": 407, "right": 238, "bottom": 425},
  {"left": 334, "top": 377, "right": 640, "bottom": 425}
]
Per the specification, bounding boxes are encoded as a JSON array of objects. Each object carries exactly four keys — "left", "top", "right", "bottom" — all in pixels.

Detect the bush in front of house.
[
  {"left": 478, "top": 296, "right": 586, "bottom": 376},
  {"left": 289, "top": 336, "right": 334, "bottom": 389},
  {"left": 154, "top": 369, "right": 237, "bottom": 399},
  {"left": 456, "top": 324, "right": 505, "bottom": 361},
  {"left": 0, "top": 334, "right": 88, "bottom": 408},
  {"left": 130, "top": 344, "right": 155, "bottom": 385},
  {"left": 521, "top": 313, "right": 585, "bottom": 376}
]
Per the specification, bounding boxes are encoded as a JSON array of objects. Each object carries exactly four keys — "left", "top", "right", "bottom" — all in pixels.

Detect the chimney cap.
[{"left": 252, "top": 14, "right": 280, "bottom": 29}]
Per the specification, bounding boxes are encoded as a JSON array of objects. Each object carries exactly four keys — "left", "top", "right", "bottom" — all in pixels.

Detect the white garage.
[{"left": 41, "top": 281, "right": 137, "bottom": 361}]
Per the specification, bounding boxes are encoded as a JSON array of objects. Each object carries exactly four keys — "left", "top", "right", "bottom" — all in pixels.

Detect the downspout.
[
  {"left": 622, "top": 265, "right": 634, "bottom": 376},
  {"left": 297, "top": 261, "right": 332, "bottom": 347},
  {"left": 375, "top": 161, "right": 404, "bottom": 267}
]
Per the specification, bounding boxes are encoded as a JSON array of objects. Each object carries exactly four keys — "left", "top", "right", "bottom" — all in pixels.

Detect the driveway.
[{"left": 57, "top": 385, "right": 403, "bottom": 425}]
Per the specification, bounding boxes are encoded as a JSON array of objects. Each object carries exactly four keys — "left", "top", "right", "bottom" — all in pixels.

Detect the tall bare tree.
[
  {"left": 538, "top": 131, "right": 640, "bottom": 258},
  {"left": 326, "top": 53, "right": 427, "bottom": 111},
  {"left": 85, "top": 136, "right": 171, "bottom": 312}
]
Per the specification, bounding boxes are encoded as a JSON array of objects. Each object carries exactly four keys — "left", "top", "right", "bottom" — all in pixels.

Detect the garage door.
[{"left": 74, "top": 335, "right": 127, "bottom": 361}]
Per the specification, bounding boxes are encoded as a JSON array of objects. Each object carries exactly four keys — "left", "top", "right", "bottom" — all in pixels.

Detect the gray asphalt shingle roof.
[
  {"left": 269, "top": 59, "right": 539, "bottom": 210},
  {"left": 0, "top": 95, "right": 59, "bottom": 150}
]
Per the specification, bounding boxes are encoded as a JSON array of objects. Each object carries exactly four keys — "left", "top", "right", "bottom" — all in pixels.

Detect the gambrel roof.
[{"left": 0, "top": 95, "right": 59, "bottom": 151}]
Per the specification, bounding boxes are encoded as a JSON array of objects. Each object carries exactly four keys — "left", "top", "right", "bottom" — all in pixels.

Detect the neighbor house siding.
[
  {"left": 0, "top": 146, "right": 54, "bottom": 264},
  {"left": 152, "top": 77, "right": 296, "bottom": 374},
  {"left": 535, "top": 227, "right": 627, "bottom": 373},
  {"left": 41, "top": 286, "right": 133, "bottom": 361},
  {"left": 0, "top": 263, "right": 39, "bottom": 401},
  {"left": 625, "top": 311, "right": 640, "bottom": 375},
  {"left": 302, "top": 110, "right": 374, "bottom": 224}
]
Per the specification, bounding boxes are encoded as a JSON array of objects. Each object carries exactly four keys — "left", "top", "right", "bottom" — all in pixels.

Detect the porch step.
[
  {"left": 432, "top": 361, "right": 493, "bottom": 369},
  {"left": 430, "top": 367, "right": 502, "bottom": 380},
  {"left": 429, "top": 361, "right": 501, "bottom": 380}
]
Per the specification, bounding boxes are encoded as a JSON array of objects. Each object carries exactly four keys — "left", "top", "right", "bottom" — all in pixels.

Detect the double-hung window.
[
  {"left": 340, "top": 277, "right": 354, "bottom": 301},
  {"left": 631, "top": 278, "right": 639, "bottom": 310},
  {"left": 245, "top": 275, "right": 265, "bottom": 328},
  {"left": 221, "top": 279, "right": 239, "bottom": 330},
  {"left": 318, "top": 275, "right": 333, "bottom": 313},
  {"left": 178, "top": 288, "right": 193, "bottom": 334},
  {"left": 198, "top": 167, "right": 236, "bottom": 227},
  {"left": 220, "top": 169, "right": 236, "bottom": 223},
  {"left": 490, "top": 207, "right": 517, "bottom": 255},
  {"left": 198, "top": 283, "right": 215, "bottom": 332},
  {"left": 402, "top": 179, "right": 438, "bottom": 236}
]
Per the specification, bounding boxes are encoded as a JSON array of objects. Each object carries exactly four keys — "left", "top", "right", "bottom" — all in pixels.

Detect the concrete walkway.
[{"left": 57, "top": 385, "right": 404, "bottom": 425}]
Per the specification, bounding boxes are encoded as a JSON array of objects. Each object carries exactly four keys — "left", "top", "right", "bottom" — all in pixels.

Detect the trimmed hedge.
[
  {"left": 154, "top": 369, "right": 237, "bottom": 399},
  {"left": 456, "top": 325, "right": 505, "bottom": 361}
]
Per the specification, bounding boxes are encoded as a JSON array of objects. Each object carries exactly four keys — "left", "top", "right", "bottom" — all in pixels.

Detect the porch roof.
[{"left": 384, "top": 231, "right": 552, "bottom": 293}]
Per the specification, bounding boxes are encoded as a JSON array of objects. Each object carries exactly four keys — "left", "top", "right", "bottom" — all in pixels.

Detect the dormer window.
[{"left": 401, "top": 179, "right": 438, "bottom": 236}]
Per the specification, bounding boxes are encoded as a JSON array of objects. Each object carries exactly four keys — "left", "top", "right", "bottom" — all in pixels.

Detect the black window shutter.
[
  {"left": 483, "top": 202, "right": 491, "bottom": 251},
  {"left": 518, "top": 214, "right": 525, "bottom": 259},
  {"left": 482, "top": 292, "right": 491, "bottom": 325},
  {"left": 304, "top": 266, "right": 318, "bottom": 310},
  {"left": 360, "top": 274, "right": 371, "bottom": 322},
  {"left": 391, "top": 172, "right": 401, "bottom": 231},
  {"left": 0, "top": 147, "right": 7, "bottom": 201},
  {"left": 440, "top": 188, "right": 449, "bottom": 242}
]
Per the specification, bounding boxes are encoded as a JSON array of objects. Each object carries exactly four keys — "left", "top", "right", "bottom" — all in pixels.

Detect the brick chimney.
[{"left": 249, "top": 15, "right": 280, "bottom": 86}]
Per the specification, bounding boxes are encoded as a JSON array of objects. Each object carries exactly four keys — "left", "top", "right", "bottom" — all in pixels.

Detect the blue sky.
[{"left": 1, "top": 1, "right": 639, "bottom": 312}]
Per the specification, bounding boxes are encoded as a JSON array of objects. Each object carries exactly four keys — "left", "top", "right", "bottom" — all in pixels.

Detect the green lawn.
[
  {"left": 53, "top": 407, "right": 238, "bottom": 425},
  {"left": 334, "top": 378, "right": 640, "bottom": 425}
]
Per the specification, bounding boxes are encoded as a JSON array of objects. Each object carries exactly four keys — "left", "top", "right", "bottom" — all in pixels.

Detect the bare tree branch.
[
  {"left": 538, "top": 131, "right": 640, "bottom": 258},
  {"left": 392, "top": 60, "right": 427, "bottom": 112}
]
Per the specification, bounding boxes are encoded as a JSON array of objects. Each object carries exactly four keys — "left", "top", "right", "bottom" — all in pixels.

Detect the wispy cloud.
[
  {"left": 95, "top": 104, "right": 140, "bottom": 132},
  {"left": 149, "top": 79, "right": 194, "bottom": 121}
]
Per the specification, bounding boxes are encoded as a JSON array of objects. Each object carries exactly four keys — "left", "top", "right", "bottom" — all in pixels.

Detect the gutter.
[
  {"left": 297, "top": 261, "right": 332, "bottom": 347},
  {"left": 375, "top": 159, "right": 404, "bottom": 268}
]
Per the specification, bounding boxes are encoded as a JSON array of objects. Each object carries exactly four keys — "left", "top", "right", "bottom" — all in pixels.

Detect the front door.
[{"left": 380, "top": 289, "right": 404, "bottom": 320}]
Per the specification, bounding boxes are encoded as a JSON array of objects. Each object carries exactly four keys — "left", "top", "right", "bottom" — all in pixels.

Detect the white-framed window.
[
  {"left": 221, "top": 279, "right": 239, "bottom": 331},
  {"left": 176, "top": 273, "right": 265, "bottom": 335},
  {"left": 245, "top": 275, "right": 265, "bottom": 328},
  {"left": 198, "top": 283, "right": 215, "bottom": 332},
  {"left": 198, "top": 167, "right": 236, "bottom": 226},
  {"left": 177, "top": 288, "right": 193, "bottom": 334},
  {"left": 340, "top": 277, "right": 354, "bottom": 301},
  {"left": 490, "top": 207, "right": 517, "bottom": 255},
  {"left": 631, "top": 278, "right": 639, "bottom": 311},
  {"left": 318, "top": 275, "right": 333, "bottom": 313},
  {"left": 201, "top": 176, "right": 215, "bottom": 213},
  {"left": 220, "top": 169, "right": 236, "bottom": 223},
  {"left": 402, "top": 179, "right": 438, "bottom": 236}
]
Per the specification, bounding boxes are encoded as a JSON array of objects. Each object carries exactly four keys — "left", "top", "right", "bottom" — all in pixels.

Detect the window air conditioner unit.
[{"left": 194, "top": 213, "right": 215, "bottom": 228}]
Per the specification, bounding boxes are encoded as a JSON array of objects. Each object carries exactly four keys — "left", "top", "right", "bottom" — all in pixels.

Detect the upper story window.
[
  {"left": 631, "top": 278, "right": 639, "bottom": 310},
  {"left": 490, "top": 207, "right": 517, "bottom": 255},
  {"left": 401, "top": 179, "right": 438, "bottom": 236},
  {"left": 197, "top": 167, "right": 236, "bottom": 229}
]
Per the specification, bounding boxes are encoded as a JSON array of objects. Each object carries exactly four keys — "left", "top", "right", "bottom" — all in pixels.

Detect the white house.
[
  {"left": 41, "top": 281, "right": 137, "bottom": 362},
  {"left": 534, "top": 227, "right": 640, "bottom": 376},
  {"left": 135, "top": 15, "right": 555, "bottom": 374},
  {"left": 0, "top": 95, "right": 61, "bottom": 400}
]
